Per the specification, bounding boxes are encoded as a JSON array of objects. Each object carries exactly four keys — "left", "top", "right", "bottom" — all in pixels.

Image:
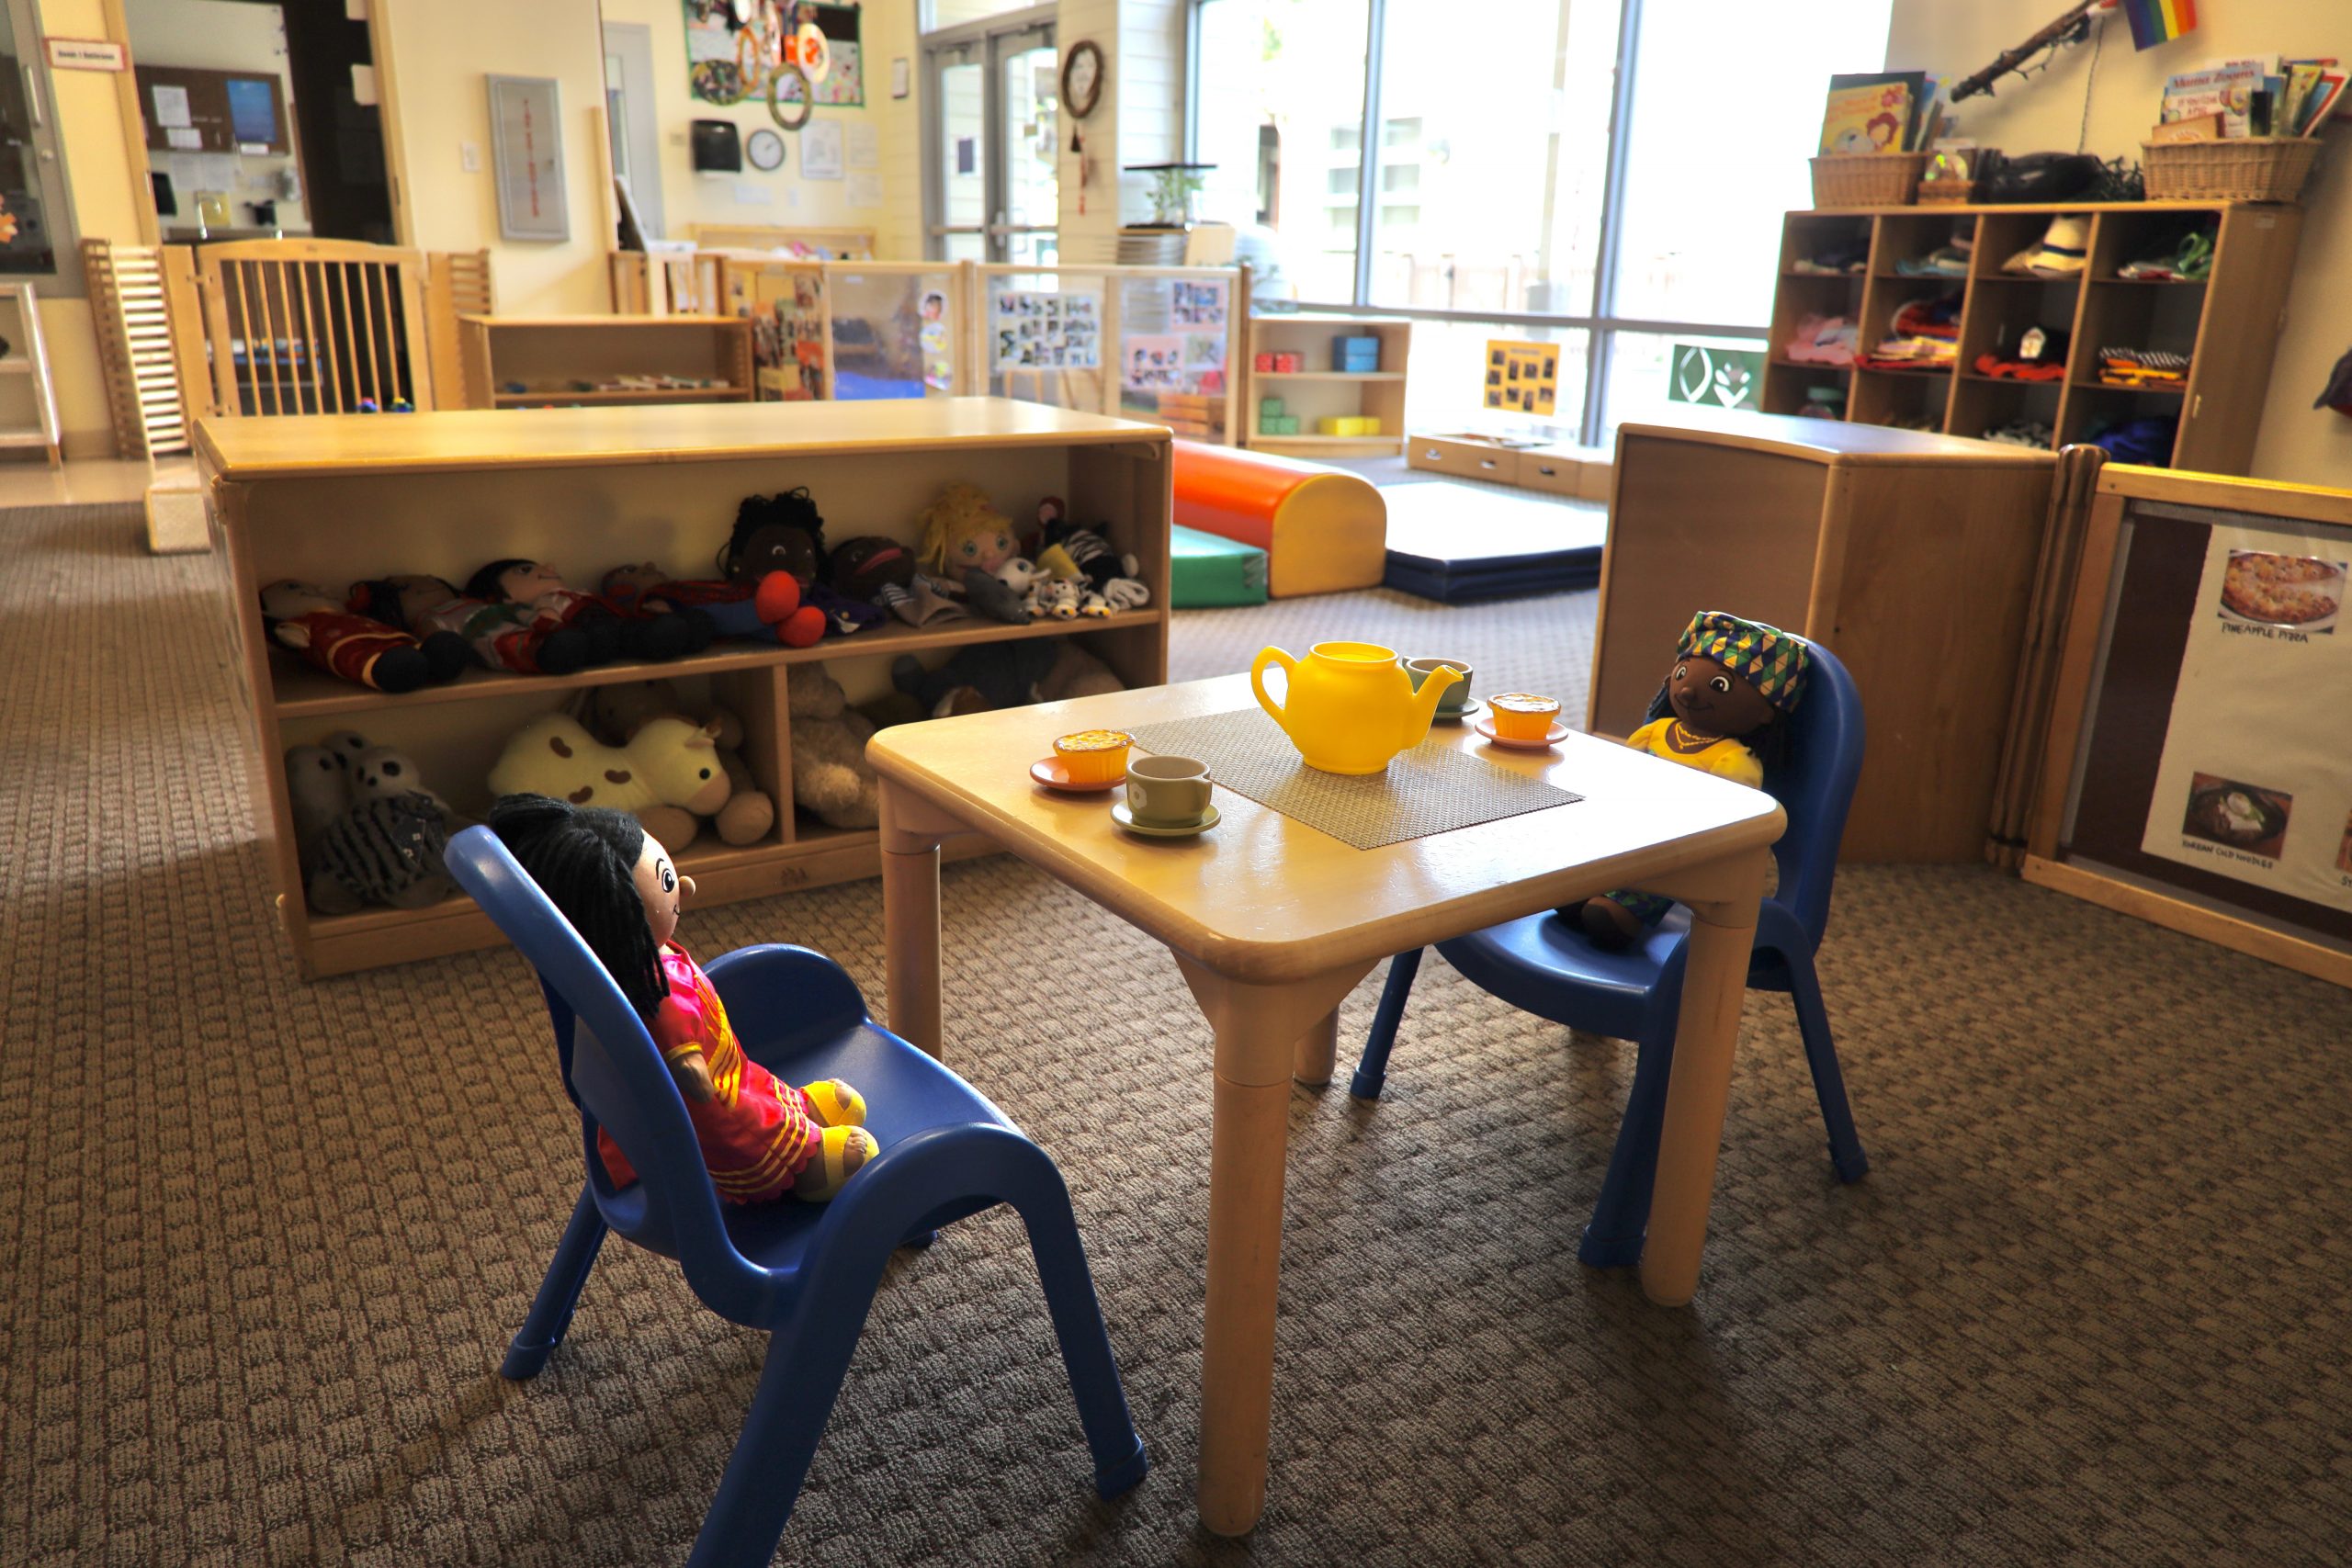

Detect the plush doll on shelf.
[
  {"left": 260, "top": 580, "right": 469, "bottom": 694},
  {"left": 487, "top": 712, "right": 737, "bottom": 851},
  {"left": 1035, "top": 495, "right": 1150, "bottom": 612},
  {"left": 603, "top": 559, "right": 826, "bottom": 650},
  {"left": 725, "top": 490, "right": 886, "bottom": 639},
  {"left": 286, "top": 736, "right": 461, "bottom": 913},
  {"left": 1569, "top": 610, "right": 1807, "bottom": 950},
  {"left": 349, "top": 575, "right": 595, "bottom": 677},
  {"left": 468, "top": 559, "right": 693, "bottom": 665},
  {"left": 827, "top": 534, "right": 963, "bottom": 627},
  {"left": 578, "top": 680, "right": 776, "bottom": 850},
  {"left": 889, "top": 637, "right": 1124, "bottom": 720},
  {"left": 786, "top": 664, "right": 880, "bottom": 829},
  {"left": 487, "top": 793, "right": 877, "bottom": 1203},
  {"left": 916, "top": 483, "right": 1032, "bottom": 625}
]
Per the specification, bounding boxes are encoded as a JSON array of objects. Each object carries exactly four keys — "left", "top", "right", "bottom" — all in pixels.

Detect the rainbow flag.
[{"left": 2122, "top": 0, "right": 2197, "bottom": 51}]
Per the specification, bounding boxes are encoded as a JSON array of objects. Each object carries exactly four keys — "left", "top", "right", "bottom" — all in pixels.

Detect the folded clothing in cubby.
[
  {"left": 2081, "top": 414, "right": 2178, "bottom": 465},
  {"left": 1894, "top": 231, "right": 1975, "bottom": 276},
  {"left": 1860, "top": 295, "right": 1962, "bottom": 369},
  {"left": 2117, "top": 225, "right": 2215, "bottom": 282},
  {"left": 1984, "top": 417, "right": 2055, "bottom": 448},
  {"left": 1783, "top": 312, "right": 1858, "bottom": 367},
  {"left": 1791, "top": 237, "right": 1869, "bottom": 275},
  {"left": 2098, "top": 346, "right": 2191, "bottom": 389}
]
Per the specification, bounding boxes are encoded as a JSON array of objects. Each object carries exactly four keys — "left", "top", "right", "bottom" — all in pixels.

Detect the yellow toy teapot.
[{"left": 1250, "top": 641, "right": 1461, "bottom": 774}]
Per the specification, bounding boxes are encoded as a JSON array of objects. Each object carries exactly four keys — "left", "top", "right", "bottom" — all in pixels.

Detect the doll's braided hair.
[
  {"left": 1643, "top": 679, "right": 1794, "bottom": 776},
  {"left": 489, "top": 794, "right": 669, "bottom": 1023}
]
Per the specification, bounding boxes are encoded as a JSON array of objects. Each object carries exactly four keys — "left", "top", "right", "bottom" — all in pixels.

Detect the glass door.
[
  {"left": 924, "top": 10, "right": 1056, "bottom": 263},
  {"left": 0, "top": 0, "right": 82, "bottom": 287}
]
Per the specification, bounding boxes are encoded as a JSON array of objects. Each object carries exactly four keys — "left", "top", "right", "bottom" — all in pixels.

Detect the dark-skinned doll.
[
  {"left": 1569, "top": 610, "right": 1809, "bottom": 950},
  {"left": 489, "top": 794, "right": 877, "bottom": 1203}
]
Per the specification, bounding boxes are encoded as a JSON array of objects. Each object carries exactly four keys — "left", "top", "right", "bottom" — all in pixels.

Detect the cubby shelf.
[
  {"left": 1240, "top": 313, "right": 1410, "bottom": 457},
  {"left": 1765, "top": 200, "right": 2302, "bottom": 470},
  {"left": 492, "top": 387, "right": 745, "bottom": 406},
  {"left": 202, "top": 398, "right": 1175, "bottom": 977}
]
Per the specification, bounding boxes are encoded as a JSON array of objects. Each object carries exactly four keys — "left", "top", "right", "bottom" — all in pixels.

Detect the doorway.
[
  {"left": 923, "top": 7, "right": 1057, "bottom": 264},
  {"left": 124, "top": 0, "right": 392, "bottom": 243},
  {"left": 603, "top": 20, "right": 667, "bottom": 242}
]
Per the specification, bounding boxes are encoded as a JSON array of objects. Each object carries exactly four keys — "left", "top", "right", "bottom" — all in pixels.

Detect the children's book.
[
  {"left": 2297, "top": 69, "right": 2347, "bottom": 135},
  {"left": 1820, "top": 71, "right": 1923, "bottom": 154},
  {"left": 2164, "top": 62, "right": 2265, "bottom": 136},
  {"left": 2149, "top": 113, "right": 2223, "bottom": 143}
]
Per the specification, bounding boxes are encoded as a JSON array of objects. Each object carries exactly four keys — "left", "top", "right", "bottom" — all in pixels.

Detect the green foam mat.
[{"left": 1170, "top": 523, "right": 1269, "bottom": 608}]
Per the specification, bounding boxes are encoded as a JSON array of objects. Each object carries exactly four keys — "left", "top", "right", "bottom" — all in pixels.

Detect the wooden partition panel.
[{"left": 197, "top": 239, "right": 436, "bottom": 416}]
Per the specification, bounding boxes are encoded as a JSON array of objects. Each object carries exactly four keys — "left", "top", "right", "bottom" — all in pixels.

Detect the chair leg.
[
  {"left": 501, "top": 1184, "right": 607, "bottom": 1381},
  {"left": 1019, "top": 1188, "right": 1150, "bottom": 1500},
  {"left": 1783, "top": 947, "right": 1869, "bottom": 1183},
  {"left": 689, "top": 1325, "right": 858, "bottom": 1568},
  {"left": 1349, "top": 949, "right": 1424, "bottom": 1101},
  {"left": 1579, "top": 1030, "right": 1674, "bottom": 1269}
]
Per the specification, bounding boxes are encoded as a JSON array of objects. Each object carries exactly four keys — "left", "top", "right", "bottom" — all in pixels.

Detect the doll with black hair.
[
  {"left": 725, "top": 489, "right": 886, "bottom": 637},
  {"left": 467, "top": 559, "right": 695, "bottom": 666},
  {"left": 489, "top": 794, "right": 877, "bottom": 1203},
  {"left": 1569, "top": 611, "right": 1809, "bottom": 950}
]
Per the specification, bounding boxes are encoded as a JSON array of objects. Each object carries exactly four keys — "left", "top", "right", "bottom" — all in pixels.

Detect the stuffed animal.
[
  {"left": 259, "top": 580, "right": 467, "bottom": 693},
  {"left": 891, "top": 637, "right": 1124, "bottom": 719},
  {"left": 726, "top": 491, "right": 885, "bottom": 638},
  {"left": 786, "top": 665, "right": 879, "bottom": 829},
  {"left": 1568, "top": 610, "right": 1808, "bottom": 949},
  {"left": 349, "top": 575, "right": 594, "bottom": 677},
  {"left": 603, "top": 560, "right": 825, "bottom": 650},
  {"left": 468, "top": 559, "right": 694, "bottom": 665},
  {"left": 578, "top": 681, "right": 776, "bottom": 850},
  {"left": 1035, "top": 495, "right": 1150, "bottom": 611},
  {"left": 487, "top": 794, "right": 876, "bottom": 1204},
  {"left": 916, "top": 483, "right": 1031, "bottom": 624},
  {"left": 289, "top": 737, "right": 460, "bottom": 914},
  {"left": 487, "top": 713, "right": 734, "bottom": 852}
]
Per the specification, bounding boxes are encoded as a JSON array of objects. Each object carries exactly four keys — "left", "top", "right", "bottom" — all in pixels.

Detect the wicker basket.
[
  {"left": 1917, "top": 179, "right": 1976, "bottom": 205},
  {"left": 1809, "top": 152, "right": 1927, "bottom": 209},
  {"left": 2143, "top": 137, "right": 2322, "bottom": 201}
]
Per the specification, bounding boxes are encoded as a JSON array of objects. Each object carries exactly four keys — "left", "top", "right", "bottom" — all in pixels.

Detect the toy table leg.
[
  {"left": 1291, "top": 1010, "right": 1340, "bottom": 1087},
  {"left": 879, "top": 780, "right": 954, "bottom": 1058},
  {"left": 1637, "top": 845, "right": 1771, "bottom": 1307}
]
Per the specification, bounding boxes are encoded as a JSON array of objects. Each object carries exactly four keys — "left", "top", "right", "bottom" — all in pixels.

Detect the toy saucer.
[
  {"left": 1475, "top": 715, "right": 1569, "bottom": 750},
  {"left": 1031, "top": 756, "right": 1124, "bottom": 792},
  {"left": 1430, "top": 699, "right": 1486, "bottom": 724},
  {"left": 1110, "top": 801, "right": 1219, "bottom": 838}
]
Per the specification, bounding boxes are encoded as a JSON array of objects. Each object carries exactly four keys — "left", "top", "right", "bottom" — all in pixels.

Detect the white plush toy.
[{"left": 487, "top": 713, "right": 734, "bottom": 849}]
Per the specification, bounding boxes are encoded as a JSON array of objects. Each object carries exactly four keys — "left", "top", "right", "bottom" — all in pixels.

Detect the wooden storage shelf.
[
  {"left": 1240, "top": 313, "right": 1411, "bottom": 457},
  {"left": 200, "top": 398, "right": 1175, "bottom": 977},
  {"left": 1764, "top": 200, "right": 2301, "bottom": 471},
  {"left": 460, "top": 314, "right": 754, "bottom": 412}
]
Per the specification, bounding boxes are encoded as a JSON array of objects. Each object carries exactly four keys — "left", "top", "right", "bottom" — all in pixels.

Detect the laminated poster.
[
  {"left": 2138, "top": 522, "right": 2352, "bottom": 912},
  {"left": 991, "top": 289, "right": 1101, "bottom": 372},
  {"left": 1122, "top": 333, "right": 1184, "bottom": 390}
]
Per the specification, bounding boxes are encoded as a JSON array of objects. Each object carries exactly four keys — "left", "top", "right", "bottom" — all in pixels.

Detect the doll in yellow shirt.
[{"left": 1573, "top": 610, "right": 1809, "bottom": 949}]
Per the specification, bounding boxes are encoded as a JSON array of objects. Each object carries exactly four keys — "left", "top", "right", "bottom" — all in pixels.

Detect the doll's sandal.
[
  {"left": 794, "top": 1124, "right": 880, "bottom": 1202},
  {"left": 797, "top": 1078, "right": 867, "bottom": 1129}
]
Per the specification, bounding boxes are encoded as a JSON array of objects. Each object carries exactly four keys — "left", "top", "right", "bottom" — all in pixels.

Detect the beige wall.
[
  {"left": 1054, "top": 0, "right": 1182, "bottom": 262},
  {"left": 1887, "top": 2, "right": 2352, "bottom": 484},
  {"left": 596, "top": 0, "right": 922, "bottom": 257},
  {"left": 37, "top": 0, "right": 149, "bottom": 454}
]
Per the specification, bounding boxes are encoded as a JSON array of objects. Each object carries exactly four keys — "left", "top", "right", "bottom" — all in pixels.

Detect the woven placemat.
[{"left": 1126, "top": 707, "right": 1582, "bottom": 851}]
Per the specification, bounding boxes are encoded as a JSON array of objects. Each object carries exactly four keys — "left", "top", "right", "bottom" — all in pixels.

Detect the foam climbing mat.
[
  {"left": 1170, "top": 524, "right": 1270, "bottom": 608},
  {"left": 1378, "top": 479, "right": 1607, "bottom": 603}
]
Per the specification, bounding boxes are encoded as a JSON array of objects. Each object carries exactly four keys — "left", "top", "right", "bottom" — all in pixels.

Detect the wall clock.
[
  {"left": 747, "top": 127, "right": 787, "bottom": 172},
  {"left": 1061, "top": 39, "right": 1103, "bottom": 121}
]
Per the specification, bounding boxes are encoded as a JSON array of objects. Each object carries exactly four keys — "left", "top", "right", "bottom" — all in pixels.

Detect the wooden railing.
[
  {"left": 197, "top": 239, "right": 435, "bottom": 415},
  {"left": 81, "top": 240, "right": 196, "bottom": 458}
]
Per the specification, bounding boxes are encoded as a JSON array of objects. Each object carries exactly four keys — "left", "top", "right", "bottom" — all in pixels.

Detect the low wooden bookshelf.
[
  {"left": 459, "top": 314, "right": 754, "bottom": 410},
  {"left": 1763, "top": 200, "right": 2302, "bottom": 474},
  {"left": 199, "top": 398, "right": 1174, "bottom": 977},
  {"left": 1239, "top": 313, "right": 1410, "bottom": 457}
]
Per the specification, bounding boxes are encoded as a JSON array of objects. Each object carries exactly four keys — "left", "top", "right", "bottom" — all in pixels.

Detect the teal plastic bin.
[{"left": 1170, "top": 523, "right": 1269, "bottom": 607}]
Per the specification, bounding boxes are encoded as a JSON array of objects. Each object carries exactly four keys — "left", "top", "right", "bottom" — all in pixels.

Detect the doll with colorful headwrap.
[
  {"left": 488, "top": 793, "right": 877, "bottom": 1204},
  {"left": 1571, "top": 610, "right": 1809, "bottom": 950}
]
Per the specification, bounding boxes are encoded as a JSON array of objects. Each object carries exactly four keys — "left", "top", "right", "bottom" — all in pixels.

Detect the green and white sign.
[{"left": 1669, "top": 344, "right": 1763, "bottom": 411}]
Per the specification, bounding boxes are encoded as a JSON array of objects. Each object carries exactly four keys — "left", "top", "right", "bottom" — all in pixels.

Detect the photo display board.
[{"left": 2054, "top": 490, "right": 2352, "bottom": 953}]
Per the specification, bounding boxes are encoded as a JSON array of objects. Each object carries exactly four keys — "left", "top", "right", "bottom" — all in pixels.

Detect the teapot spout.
[{"left": 1403, "top": 664, "right": 1462, "bottom": 747}]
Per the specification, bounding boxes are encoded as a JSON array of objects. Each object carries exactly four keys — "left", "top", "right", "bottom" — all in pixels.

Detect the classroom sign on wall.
[
  {"left": 1483, "top": 341, "right": 1557, "bottom": 415},
  {"left": 1668, "top": 344, "right": 1762, "bottom": 411}
]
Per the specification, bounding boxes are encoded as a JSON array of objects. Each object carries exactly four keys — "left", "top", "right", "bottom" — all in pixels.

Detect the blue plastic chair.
[
  {"left": 1351, "top": 639, "right": 1870, "bottom": 1268},
  {"left": 444, "top": 827, "right": 1148, "bottom": 1568}
]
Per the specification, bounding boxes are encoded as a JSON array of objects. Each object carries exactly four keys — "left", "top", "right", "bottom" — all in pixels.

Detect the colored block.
[
  {"left": 1173, "top": 439, "right": 1387, "bottom": 598},
  {"left": 1254, "top": 352, "right": 1277, "bottom": 371},
  {"left": 1258, "top": 397, "right": 1285, "bottom": 419},
  {"left": 1169, "top": 523, "right": 1270, "bottom": 607}
]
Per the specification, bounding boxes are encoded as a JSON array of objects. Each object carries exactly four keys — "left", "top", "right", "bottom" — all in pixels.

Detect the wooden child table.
[{"left": 866, "top": 674, "right": 1784, "bottom": 1535}]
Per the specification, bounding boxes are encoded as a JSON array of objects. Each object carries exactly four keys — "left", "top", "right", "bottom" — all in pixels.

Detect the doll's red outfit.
[
  {"left": 596, "top": 942, "right": 818, "bottom": 1202},
  {"left": 279, "top": 610, "right": 424, "bottom": 687}
]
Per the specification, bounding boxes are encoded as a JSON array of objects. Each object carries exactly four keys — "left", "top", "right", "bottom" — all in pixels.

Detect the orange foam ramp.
[{"left": 1171, "top": 440, "right": 1386, "bottom": 598}]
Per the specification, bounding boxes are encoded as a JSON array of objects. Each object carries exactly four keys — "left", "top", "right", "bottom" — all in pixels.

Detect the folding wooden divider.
[{"left": 197, "top": 239, "right": 435, "bottom": 416}]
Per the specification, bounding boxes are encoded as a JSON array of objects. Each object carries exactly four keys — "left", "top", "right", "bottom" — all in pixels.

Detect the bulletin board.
[
  {"left": 135, "top": 66, "right": 288, "bottom": 154},
  {"left": 684, "top": 0, "right": 865, "bottom": 107},
  {"left": 1483, "top": 340, "right": 1557, "bottom": 415},
  {"left": 2023, "top": 467, "right": 2352, "bottom": 987}
]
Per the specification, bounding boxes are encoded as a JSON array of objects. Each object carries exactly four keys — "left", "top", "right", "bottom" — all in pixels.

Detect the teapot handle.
[{"left": 1250, "top": 647, "right": 1296, "bottom": 733}]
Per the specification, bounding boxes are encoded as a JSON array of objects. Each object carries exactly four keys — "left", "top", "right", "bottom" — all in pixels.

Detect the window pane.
[
  {"left": 1368, "top": 0, "right": 1619, "bottom": 316},
  {"left": 1612, "top": 0, "right": 1893, "bottom": 325},
  {"left": 1193, "top": 0, "right": 1370, "bottom": 304},
  {"left": 1405, "top": 318, "right": 1589, "bottom": 436},
  {"left": 1000, "top": 37, "right": 1058, "bottom": 233}
]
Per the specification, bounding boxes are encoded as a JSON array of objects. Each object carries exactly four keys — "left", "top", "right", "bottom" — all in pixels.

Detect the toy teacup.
[
  {"left": 1125, "top": 755, "right": 1213, "bottom": 825},
  {"left": 1052, "top": 728, "right": 1133, "bottom": 786},
  {"left": 1406, "top": 656, "right": 1476, "bottom": 716},
  {"left": 1487, "top": 693, "right": 1562, "bottom": 742}
]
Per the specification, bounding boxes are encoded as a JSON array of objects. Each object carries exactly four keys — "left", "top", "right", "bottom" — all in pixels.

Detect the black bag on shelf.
[{"left": 1975, "top": 152, "right": 2106, "bottom": 204}]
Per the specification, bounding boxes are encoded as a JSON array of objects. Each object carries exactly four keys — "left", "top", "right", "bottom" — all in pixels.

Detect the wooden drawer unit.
[
  {"left": 1408, "top": 434, "right": 1521, "bottom": 484},
  {"left": 1521, "top": 446, "right": 1585, "bottom": 497}
]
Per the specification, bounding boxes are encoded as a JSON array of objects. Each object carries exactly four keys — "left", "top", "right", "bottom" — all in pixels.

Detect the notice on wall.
[
  {"left": 801, "top": 119, "right": 845, "bottom": 179},
  {"left": 2139, "top": 521, "right": 2352, "bottom": 911},
  {"left": 152, "top": 83, "right": 192, "bottom": 128},
  {"left": 993, "top": 288, "right": 1101, "bottom": 372},
  {"left": 846, "top": 120, "right": 879, "bottom": 169},
  {"left": 1483, "top": 340, "right": 1558, "bottom": 415}
]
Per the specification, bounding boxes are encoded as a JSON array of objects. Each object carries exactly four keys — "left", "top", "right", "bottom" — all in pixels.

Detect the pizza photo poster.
[{"left": 2138, "top": 520, "right": 2352, "bottom": 912}]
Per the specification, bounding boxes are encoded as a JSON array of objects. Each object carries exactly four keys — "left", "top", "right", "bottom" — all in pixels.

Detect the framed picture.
[{"left": 487, "top": 74, "right": 569, "bottom": 243}]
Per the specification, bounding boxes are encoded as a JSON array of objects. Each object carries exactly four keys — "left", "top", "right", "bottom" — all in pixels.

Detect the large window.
[{"left": 1190, "top": 0, "right": 1893, "bottom": 441}]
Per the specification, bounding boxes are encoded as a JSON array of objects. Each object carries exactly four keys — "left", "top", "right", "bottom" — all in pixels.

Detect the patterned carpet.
[{"left": 5, "top": 502, "right": 2350, "bottom": 1566}]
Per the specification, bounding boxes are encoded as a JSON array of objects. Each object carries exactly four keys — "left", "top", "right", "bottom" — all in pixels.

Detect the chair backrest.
[
  {"left": 1764, "top": 638, "right": 1866, "bottom": 945},
  {"left": 444, "top": 826, "right": 763, "bottom": 1308}
]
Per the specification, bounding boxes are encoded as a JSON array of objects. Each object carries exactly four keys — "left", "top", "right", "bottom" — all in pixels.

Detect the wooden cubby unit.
[
  {"left": 1239, "top": 312, "right": 1411, "bottom": 456},
  {"left": 200, "top": 398, "right": 1174, "bottom": 977},
  {"left": 1761, "top": 200, "right": 2302, "bottom": 473}
]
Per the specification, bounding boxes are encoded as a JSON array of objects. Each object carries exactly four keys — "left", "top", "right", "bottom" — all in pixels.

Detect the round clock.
[
  {"left": 1061, "top": 39, "right": 1103, "bottom": 121},
  {"left": 747, "top": 127, "right": 787, "bottom": 172}
]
